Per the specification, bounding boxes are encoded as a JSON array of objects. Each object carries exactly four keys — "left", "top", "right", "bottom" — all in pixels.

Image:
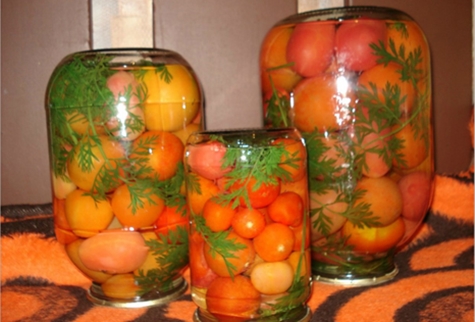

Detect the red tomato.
[
  {"left": 268, "top": 191, "right": 304, "bottom": 227},
  {"left": 342, "top": 216, "right": 405, "bottom": 253},
  {"left": 187, "top": 141, "right": 231, "bottom": 180},
  {"left": 336, "top": 19, "right": 387, "bottom": 71},
  {"left": 286, "top": 21, "right": 336, "bottom": 77},
  {"left": 230, "top": 176, "right": 281, "bottom": 208},
  {"left": 398, "top": 171, "right": 432, "bottom": 222},
  {"left": 206, "top": 276, "right": 261, "bottom": 319}
]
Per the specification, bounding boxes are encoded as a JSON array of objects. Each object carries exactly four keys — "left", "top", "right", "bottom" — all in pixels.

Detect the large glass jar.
[
  {"left": 184, "top": 128, "right": 312, "bottom": 321},
  {"left": 260, "top": 7, "right": 434, "bottom": 286},
  {"left": 46, "top": 48, "right": 203, "bottom": 307}
]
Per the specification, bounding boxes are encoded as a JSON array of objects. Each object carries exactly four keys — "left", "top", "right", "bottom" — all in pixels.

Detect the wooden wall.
[{"left": 1, "top": 0, "right": 472, "bottom": 205}]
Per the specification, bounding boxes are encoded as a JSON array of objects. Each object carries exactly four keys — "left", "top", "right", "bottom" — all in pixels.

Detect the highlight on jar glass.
[
  {"left": 260, "top": 7, "right": 434, "bottom": 286},
  {"left": 46, "top": 48, "right": 203, "bottom": 307},
  {"left": 184, "top": 128, "right": 312, "bottom": 322}
]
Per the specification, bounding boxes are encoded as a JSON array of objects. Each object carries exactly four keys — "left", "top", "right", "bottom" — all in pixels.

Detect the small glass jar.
[
  {"left": 260, "top": 7, "right": 434, "bottom": 286},
  {"left": 46, "top": 48, "right": 204, "bottom": 307},
  {"left": 184, "top": 128, "right": 312, "bottom": 321}
]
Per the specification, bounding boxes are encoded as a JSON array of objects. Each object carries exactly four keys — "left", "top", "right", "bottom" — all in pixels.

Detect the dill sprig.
[
  {"left": 194, "top": 215, "right": 246, "bottom": 277},
  {"left": 134, "top": 227, "right": 189, "bottom": 295}
]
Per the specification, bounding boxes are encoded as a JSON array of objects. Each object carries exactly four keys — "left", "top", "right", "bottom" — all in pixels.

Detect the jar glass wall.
[
  {"left": 260, "top": 7, "right": 434, "bottom": 286},
  {"left": 46, "top": 48, "right": 203, "bottom": 306}
]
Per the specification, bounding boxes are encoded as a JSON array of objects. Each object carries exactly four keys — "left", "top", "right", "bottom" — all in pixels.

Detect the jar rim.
[
  {"left": 186, "top": 127, "right": 304, "bottom": 146},
  {"left": 278, "top": 6, "right": 413, "bottom": 25},
  {"left": 72, "top": 47, "right": 177, "bottom": 56}
]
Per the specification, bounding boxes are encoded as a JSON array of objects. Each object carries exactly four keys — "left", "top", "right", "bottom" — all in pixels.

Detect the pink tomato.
[
  {"left": 336, "top": 19, "right": 387, "bottom": 71},
  {"left": 286, "top": 22, "right": 336, "bottom": 77},
  {"left": 187, "top": 141, "right": 231, "bottom": 180}
]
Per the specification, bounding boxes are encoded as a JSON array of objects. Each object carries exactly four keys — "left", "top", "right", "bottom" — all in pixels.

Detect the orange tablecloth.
[{"left": 2, "top": 170, "right": 473, "bottom": 322}]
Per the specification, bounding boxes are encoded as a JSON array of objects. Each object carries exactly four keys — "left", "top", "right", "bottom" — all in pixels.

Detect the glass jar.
[
  {"left": 260, "top": 7, "right": 434, "bottom": 286},
  {"left": 46, "top": 48, "right": 204, "bottom": 307},
  {"left": 184, "top": 128, "right": 312, "bottom": 321}
]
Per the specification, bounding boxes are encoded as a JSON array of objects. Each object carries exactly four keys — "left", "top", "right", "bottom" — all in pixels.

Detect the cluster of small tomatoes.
[
  {"left": 185, "top": 133, "right": 312, "bottom": 320},
  {"left": 260, "top": 18, "right": 433, "bottom": 261},
  {"left": 50, "top": 63, "right": 202, "bottom": 300}
]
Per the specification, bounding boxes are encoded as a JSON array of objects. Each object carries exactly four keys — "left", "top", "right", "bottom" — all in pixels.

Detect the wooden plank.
[
  {"left": 91, "top": 0, "right": 153, "bottom": 49},
  {"left": 298, "top": 0, "right": 346, "bottom": 13}
]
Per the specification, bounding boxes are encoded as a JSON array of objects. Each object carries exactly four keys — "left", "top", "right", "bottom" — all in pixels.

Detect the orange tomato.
[
  {"left": 189, "top": 232, "right": 218, "bottom": 288},
  {"left": 130, "top": 130, "right": 184, "bottom": 181},
  {"left": 154, "top": 204, "right": 189, "bottom": 237},
  {"left": 111, "top": 183, "right": 165, "bottom": 229},
  {"left": 64, "top": 189, "right": 114, "bottom": 237},
  {"left": 272, "top": 138, "right": 306, "bottom": 182},
  {"left": 67, "top": 135, "right": 126, "bottom": 192},
  {"left": 342, "top": 216, "right": 406, "bottom": 253},
  {"left": 260, "top": 24, "right": 302, "bottom": 93},
  {"left": 230, "top": 176, "right": 281, "bottom": 209},
  {"left": 358, "top": 62, "right": 415, "bottom": 115},
  {"left": 287, "top": 250, "right": 311, "bottom": 280},
  {"left": 290, "top": 220, "right": 311, "bottom": 251},
  {"left": 355, "top": 177, "right": 403, "bottom": 226},
  {"left": 53, "top": 197, "right": 71, "bottom": 230},
  {"left": 253, "top": 223, "right": 294, "bottom": 262},
  {"left": 202, "top": 198, "right": 236, "bottom": 232},
  {"left": 293, "top": 73, "right": 354, "bottom": 132},
  {"left": 206, "top": 276, "right": 261, "bottom": 319},
  {"left": 187, "top": 174, "right": 220, "bottom": 215},
  {"left": 204, "top": 232, "right": 255, "bottom": 277},
  {"left": 231, "top": 207, "right": 266, "bottom": 239},
  {"left": 101, "top": 273, "right": 141, "bottom": 299},
  {"left": 387, "top": 21, "right": 430, "bottom": 72},
  {"left": 65, "top": 109, "right": 106, "bottom": 136},
  {"left": 268, "top": 191, "right": 304, "bottom": 227},
  {"left": 172, "top": 123, "right": 201, "bottom": 145},
  {"left": 392, "top": 123, "right": 428, "bottom": 170}
]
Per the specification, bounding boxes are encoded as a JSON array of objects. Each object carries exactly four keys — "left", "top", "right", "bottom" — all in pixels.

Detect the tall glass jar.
[
  {"left": 46, "top": 48, "right": 203, "bottom": 307},
  {"left": 184, "top": 128, "right": 312, "bottom": 321},
  {"left": 260, "top": 7, "right": 434, "bottom": 286}
]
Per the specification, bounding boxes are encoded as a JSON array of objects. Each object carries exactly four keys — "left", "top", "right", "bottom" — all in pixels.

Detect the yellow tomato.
[
  {"left": 142, "top": 65, "right": 201, "bottom": 132},
  {"left": 342, "top": 216, "right": 405, "bottom": 253}
]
